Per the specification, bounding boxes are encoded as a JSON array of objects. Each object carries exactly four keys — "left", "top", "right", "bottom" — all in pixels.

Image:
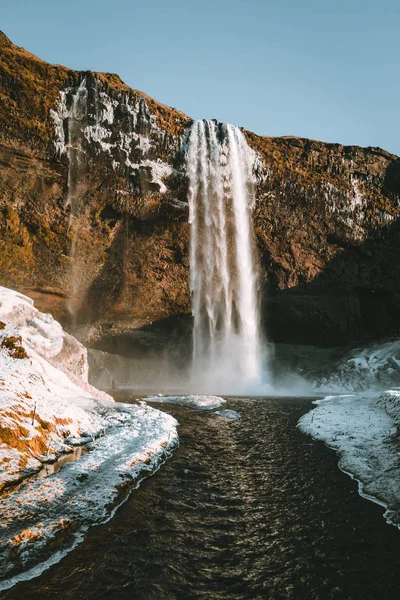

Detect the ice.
[
  {"left": 147, "top": 394, "right": 226, "bottom": 410},
  {"left": 298, "top": 393, "right": 400, "bottom": 528},
  {"left": 0, "top": 401, "right": 178, "bottom": 589},
  {"left": 126, "top": 158, "right": 173, "bottom": 194},
  {"left": 51, "top": 81, "right": 174, "bottom": 197},
  {"left": 215, "top": 409, "right": 241, "bottom": 420},
  {"left": 0, "top": 287, "right": 179, "bottom": 587},
  {"left": 304, "top": 340, "right": 400, "bottom": 393},
  {"left": 49, "top": 89, "right": 70, "bottom": 156}
]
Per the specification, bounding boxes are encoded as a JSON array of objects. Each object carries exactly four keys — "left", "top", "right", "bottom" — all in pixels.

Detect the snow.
[
  {"left": 147, "top": 394, "right": 226, "bottom": 410},
  {"left": 377, "top": 388, "right": 400, "bottom": 424},
  {"left": 292, "top": 339, "right": 400, "bottom": 528},
  {"left": 298, "top": 393, "right": 400, "bottom": 529},
  {"left": 0, "top": 287, "right": 178, "bottom": 588},
  {"left": 51, "top": 79, "right": 175, "bottom": 196},
  {"left": 99, "top": 92, "right": 117, "bottom": 125},
  {"left": 126, "top": 158, "right": 173, "bottom": 194},
  {"left": 322, "top": 177, "right": 375, "bottom": 240},
  {"left": 307, "top": 340, "right": 400, "bottom": 393},
  {"left": 0, "top": 400, "right": 178, "bottom": 590},
  {"left": 350, "top": 177, "right": 365, "bottom": 211}
]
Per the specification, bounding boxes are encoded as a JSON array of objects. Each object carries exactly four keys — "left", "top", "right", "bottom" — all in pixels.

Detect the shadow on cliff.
[
  {"left": 383, "top": 157, "right": 400, "bottom": 196},
  {"left": 78, "top": 217, "right": 129, "bottom": 328},
  {"left": 79, "top": 200, "right": 400, "bottom": 353},
  {"left": 92, "top": 314, "right": 193, "bottom": 362},
  {"left": 78, "top": 213, "right": 191, "bottom": 359},
  {"left": 264, "top": 216, "right": 400, "bottom": 346}
]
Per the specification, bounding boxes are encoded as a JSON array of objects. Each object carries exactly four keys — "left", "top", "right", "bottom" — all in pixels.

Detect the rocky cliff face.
[{"left": 1, "top": 30, "right": 400, "bottom": 352}]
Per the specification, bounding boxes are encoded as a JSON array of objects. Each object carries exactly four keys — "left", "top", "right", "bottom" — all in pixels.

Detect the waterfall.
[
  {"left": 66, "top": 78, "right": 88, "bottom": 219},
  {"left": 187, "top": 120, "right": 265, "bottom": 394},
  {"left": 65, "top": 79, "right": 88, "bottom": 321}
]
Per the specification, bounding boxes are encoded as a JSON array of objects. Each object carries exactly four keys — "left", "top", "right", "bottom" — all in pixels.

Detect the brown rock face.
[
  {"left": 1, "top": 30, "right": 400, "bottom": 351},
  {"left": 250, "top": 135, "right": 400, "bottom": 345}
]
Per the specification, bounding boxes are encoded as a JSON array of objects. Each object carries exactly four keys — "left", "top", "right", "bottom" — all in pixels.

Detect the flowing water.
[
  {"left": 64, "top": 78, "right": 88, "bottom": 321},
  {"left": 187, "top": 121, "right": 265, "bottom": 394},
  {"left": 3, "top": 397, "right": 400, "bottom": 600}
]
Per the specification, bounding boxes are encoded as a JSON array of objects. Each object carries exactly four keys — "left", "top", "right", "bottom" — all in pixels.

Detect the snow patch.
[
  {"left": 311, "top": 340, "right": 400, "bottom": 393},
  {"left": 377, "top": 388, "right": 400, "bottom": 425},
  {"left": 298, "top": 393, "right": 400, "bottom": 528}
]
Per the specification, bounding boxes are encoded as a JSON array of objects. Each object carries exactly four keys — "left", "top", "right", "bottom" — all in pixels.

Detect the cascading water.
[
  {"left": 65, "top": 79, "right": 88, "bottom": 321},
  {"left": 187, "top": 119, "right": 267, "bottom": 394},
  {"left": 66, "top": 78, "right": 88, "bottom": 218}
]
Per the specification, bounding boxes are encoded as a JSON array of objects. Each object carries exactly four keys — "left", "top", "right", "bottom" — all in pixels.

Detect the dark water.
[{"left": 2, "top": 397, "right": 400, "bottom": 600}]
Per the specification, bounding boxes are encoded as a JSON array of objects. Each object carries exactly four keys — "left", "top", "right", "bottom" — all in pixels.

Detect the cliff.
[{"left": 1, "top": 30, "right": 400, "bottom": 351}]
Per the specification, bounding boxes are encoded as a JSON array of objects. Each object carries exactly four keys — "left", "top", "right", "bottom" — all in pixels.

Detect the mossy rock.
[{"left": 1, "top": 336, "right": 29, "bottom": 359}]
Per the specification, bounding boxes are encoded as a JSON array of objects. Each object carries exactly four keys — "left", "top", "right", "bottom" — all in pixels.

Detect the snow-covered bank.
[
  {"left": 0, "top": 287, "right": 178, "bottom": 588},
  {"left": 0, "top": 286, "right": 113, "bottom": 488},
  {"left": 298, "top": 393, "right": 400, "bottom": 527},
  {"left": 0, "top": 401, "right": 177, "bottom": 589},
  {"left": 316, "top": 342, "right": 400, "bottom": 392},
  {"left": 377, "top": 388, "right": 400, "bottom": 423}
]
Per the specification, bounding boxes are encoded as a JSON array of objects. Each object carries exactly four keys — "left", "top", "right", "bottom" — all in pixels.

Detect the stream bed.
[{"left": 2, "top": 396, "right": 400, "bottom": 599}]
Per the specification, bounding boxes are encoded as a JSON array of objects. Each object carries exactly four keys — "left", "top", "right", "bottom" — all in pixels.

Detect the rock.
[{"left": 0, "top": 30, "right": 399, "bottom": 351}]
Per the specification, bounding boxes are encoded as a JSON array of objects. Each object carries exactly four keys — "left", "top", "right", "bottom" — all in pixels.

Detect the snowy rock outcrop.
[
  {"left": 0, "top": 287, "right": 179, "bottom": 588},
  {"left": 377, "top": 388, "right": 400, "bottom": 426},
  {"left": 277, "top": 340, "right": 400, "bottom": 394},
  {"left": 0, "top": 286, "right": 112, "bottom": 488},
  {"left": 50, "top": 75, "right": 181, "bottom": 200}
]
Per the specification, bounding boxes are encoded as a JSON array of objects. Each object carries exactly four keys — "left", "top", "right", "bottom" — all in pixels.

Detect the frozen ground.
[
  {"left": 298, "top": 391, "right": 400, "bottom": 528},
  {"left": 0, "top": 287, "right": 178, "bottom": 589}
]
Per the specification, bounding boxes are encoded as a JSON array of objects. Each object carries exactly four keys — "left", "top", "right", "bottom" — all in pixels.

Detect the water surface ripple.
[{"left": 2, "top": 397, "right": 400, "bottom": 599}]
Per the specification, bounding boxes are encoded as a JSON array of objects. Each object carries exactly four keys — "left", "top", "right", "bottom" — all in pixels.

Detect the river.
[{"left": 2, "top": 396, "right": 400, "bottom": 599}]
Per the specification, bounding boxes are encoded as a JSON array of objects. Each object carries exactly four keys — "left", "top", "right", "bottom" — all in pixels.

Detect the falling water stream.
[
  {"left": 64, "top": 79, "right": 88, "bottom": 321},
  {"left": 187, "top": 120, "right": 266, "bottom": 393}
]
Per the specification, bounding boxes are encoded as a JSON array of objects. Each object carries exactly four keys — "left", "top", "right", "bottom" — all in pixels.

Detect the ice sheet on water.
[{"left": 146, "top": 394, "right": 226, "bottom": 410}]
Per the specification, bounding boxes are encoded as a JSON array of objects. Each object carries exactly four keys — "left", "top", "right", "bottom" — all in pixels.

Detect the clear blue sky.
[{"left": 2, "top": 0, "right": 399, "bottom": 155}]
